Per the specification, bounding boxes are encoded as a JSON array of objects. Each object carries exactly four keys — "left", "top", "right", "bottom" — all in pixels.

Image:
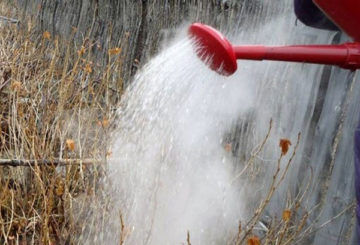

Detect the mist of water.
[{"left": 109, "top": 33, "right": 255, "bottom": 243}]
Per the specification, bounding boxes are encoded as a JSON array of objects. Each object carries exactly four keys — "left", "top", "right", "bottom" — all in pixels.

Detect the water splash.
[{"left": 110, "top": 35, "right": 254, "bottom": 244}]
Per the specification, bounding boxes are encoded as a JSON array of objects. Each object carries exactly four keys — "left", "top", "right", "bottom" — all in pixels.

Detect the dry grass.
[{"left": 0, "top": 5, "right": 125, "bottom": 244}]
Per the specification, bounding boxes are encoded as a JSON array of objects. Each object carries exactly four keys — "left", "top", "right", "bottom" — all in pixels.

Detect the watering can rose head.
[{"left": 188, "top": 23, "right": 237, "bottom": 76}]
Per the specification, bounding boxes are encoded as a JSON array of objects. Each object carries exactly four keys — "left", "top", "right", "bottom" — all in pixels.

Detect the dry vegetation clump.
[
  {"left": 0, "top": 8, "right": 124, "bottom": 244},
  {"left": 231, "top": 122, "right": 354, "bottom": 245}
]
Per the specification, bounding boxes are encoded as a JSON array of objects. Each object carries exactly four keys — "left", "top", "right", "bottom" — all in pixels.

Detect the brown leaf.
[
  {"left": 84, "top": 63, "right": 92, "bottom": 73},
  {"left": 282, "top": 209, "right": 291, "bottom": 222},
  {"left": 247, "top": 235, "right": 260, "bottom": 245},
  {"left": 11, "top": 81, "right": 22, "bottom": 91},
  {"left": 66, "top": 139, "right": 75, "bottom": 152},
  {"left": 279, "top": 138, "right": 291, "bottom": 155},
  {"left": 102, "top": 119, "right": 109, "bottom": 127},
  {"left": 77, "top": 46, "right": 85, "bottom": 56},
  {"left": 109, "top": 47, "right": 122, "bottom": 56},
  {"left": 43, "top": 31, "right": 51, "bottom": 40},
  {"left": 98, "top": 118, "right": 110, "bottom": 128},
  {"left": 55, "top": 180, "right": 64, "bottom": 197}
]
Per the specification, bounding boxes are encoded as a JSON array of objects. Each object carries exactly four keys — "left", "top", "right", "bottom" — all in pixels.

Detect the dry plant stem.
[
  {"left": 277, "top": 220, "right": 290, "bottom": 244},
  {"left": 275, "top": 133, "right": 301, "bottom": 190},
  {"left": 0, "top": 159, "right": 101, "bottom": 167},
  {"left": 238, "top": 133, "right": 301, "bottom": 244},
  {"left": 0, "top": 15, "right": 19, "bottom": 23},
  {"left": 119, "top": 212, "right": 126, "bottom": 245},
  {"left": 0, "top": 5, "right": 119, "bottom": 242},
  {"left": 187, "top": 231, "right": 191, "bottom": 245},
  {"left": 232, "top": 119, "right": 273, "bottom": 183},
  {"left": 289, "top": 202, "right": 355, "bottom": 244}
]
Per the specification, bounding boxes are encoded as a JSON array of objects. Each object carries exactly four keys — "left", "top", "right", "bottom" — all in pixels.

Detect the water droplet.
[{"left": 335, "top": 105, "right": 341, "bottom": 112}]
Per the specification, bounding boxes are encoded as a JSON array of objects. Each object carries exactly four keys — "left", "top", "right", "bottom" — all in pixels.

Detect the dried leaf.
[
  {"left": 43, "top": 31, "right": 51, "bottom": 40},
  {"left": 77, "top": 46, "right": 85, "bottom": 56},
  {"left": 98, "top": 118, "right": 110, "bottom": 127},
  {"left": 109, "top": 47, "right": 122, "bottom": 56},
  {"left": 279, "top": 138, "right": 291, "bottom": 155},
  {"left": 282, "top": 209, "right": 291, "bottom": 222},
  {"left": 11, "top": 81, "right": 22, "bottom": 91},
  {"left": 247, "top": 235, "right": 260, "bottom": 245},
  {"left": 66, "top": 139, "right": 75, "bottom": 152},
  {"left": 106, "top": 151, "right": 112, "bottom": 157},
  {"left": 84, "top": 63, "right": 92, "bottom": 73},
  {"left": 102, "top": 119, "right": 109, "bottom": 127},
  {"left": 55, "top": 180, "right": 64, "bottom": 197}
]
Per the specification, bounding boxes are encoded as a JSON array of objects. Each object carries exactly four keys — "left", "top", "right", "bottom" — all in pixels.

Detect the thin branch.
[
  {"left": 0, "top": 16, "right": 19, "bottom": 24},
  {"left": 0, "top": 158, "right": 102, "bottom": 167},
  {"left": 187, "top": 231, "right": 191, "bottom": 245},
  {"left": 231, "top": 119, "right": 273, "bottom": 183}
]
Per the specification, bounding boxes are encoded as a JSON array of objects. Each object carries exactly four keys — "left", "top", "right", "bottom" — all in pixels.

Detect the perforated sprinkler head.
[{"left": 188, "top": 23, "right": 237, "bottom": 76}]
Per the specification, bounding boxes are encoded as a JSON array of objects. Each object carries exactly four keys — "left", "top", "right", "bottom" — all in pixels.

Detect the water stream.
[{"left": 109, "top": 1, "right": 360, "bottom": 244}]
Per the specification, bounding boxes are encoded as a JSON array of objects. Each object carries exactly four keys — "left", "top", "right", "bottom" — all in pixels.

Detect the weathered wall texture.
[{"left": 15, "top": 0, "right": 271, "bottom": 83}]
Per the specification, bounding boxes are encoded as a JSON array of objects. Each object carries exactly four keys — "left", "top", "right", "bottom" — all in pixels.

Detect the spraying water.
[
  {"left": 110, "top": 36, "right": 254, "bottom": 243},
  {"left": 109, "top": 3, "right": 359, "bottom": 244}
]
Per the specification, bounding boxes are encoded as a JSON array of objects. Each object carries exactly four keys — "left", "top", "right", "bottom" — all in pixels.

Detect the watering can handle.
[{"left": 233, "top": 43, "right": 360, "bottom": 70}]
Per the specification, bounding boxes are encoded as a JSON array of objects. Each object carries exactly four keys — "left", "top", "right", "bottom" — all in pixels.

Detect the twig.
[
  {"left": 187, "top": 231, "right": 191, "bottom": 245},
  {"left": 237, "top": 133, "right": 301, "bottom": 244},
  {"left": 231, "top": 119, "right": 273, "bottom": 183},
  {"left": 0, "top": 158, "right": 102, "bottom": 167},
  {"left": 0, "top": 16, "right": 19, "bottom": 24},
  {"left": 119, "top": 212, "right": 125, "bottom": 245},
  {"left": 0, "top": 80, "right": 10, "bottom": 92}
]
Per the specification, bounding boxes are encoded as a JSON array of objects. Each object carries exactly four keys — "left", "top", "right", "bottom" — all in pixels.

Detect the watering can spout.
[{"left": 189, "top": 23, "right": 360, "bottom": 76}]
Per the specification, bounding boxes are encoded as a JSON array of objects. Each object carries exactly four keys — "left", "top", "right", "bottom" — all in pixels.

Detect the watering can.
[{"left": 189, "top": 0, "right": 360, "bottom": 76}]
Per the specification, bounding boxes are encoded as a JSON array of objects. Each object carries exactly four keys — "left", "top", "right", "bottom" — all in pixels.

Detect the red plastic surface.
[
  {"left": 234, "top": 43, "right": 360, "bottom": 70},
  {"left": 189, "top": 23, "right": 360, "bottom": 75},
  {"left": 188, "top": 23, "right": 237, "bottom": 76},
  {"left": 314, "top": 0, "right": 360, "bottom": 42}
]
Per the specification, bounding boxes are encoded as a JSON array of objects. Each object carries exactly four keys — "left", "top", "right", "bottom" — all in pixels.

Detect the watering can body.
[
  {"left": 295, "top": 0, "right": 360, "bottom": 42},
  {"left": 314, "top": 0, "right": 360, "bottom": 42}
]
